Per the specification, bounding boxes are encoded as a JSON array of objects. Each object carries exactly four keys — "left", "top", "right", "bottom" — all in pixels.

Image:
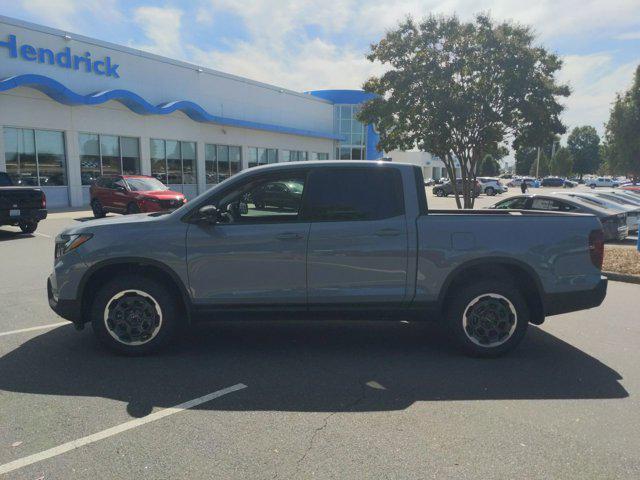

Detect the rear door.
[{"left": 303, "top": 167, "right": 409, "bottom": 306}]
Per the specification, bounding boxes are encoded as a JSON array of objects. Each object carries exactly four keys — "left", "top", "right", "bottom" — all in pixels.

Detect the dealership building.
[{"left": 0, "top": 15, "right": 401, "bottom": 208}]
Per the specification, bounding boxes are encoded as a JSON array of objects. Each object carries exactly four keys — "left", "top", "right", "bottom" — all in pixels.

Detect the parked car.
[
  {"left": 0, "top": 171, "right": 47, "bottom": 233},
  {"left": 589, "top": 190, "right": 640, "bottom": 207},
  {"left": 250, "top": 180, "right": 303, "bottom": 209},
  {"left": 553, "top": 192, "right": 639, "bottom": 233},
  {"left": 507, "top": 177, "right": 538, "bottom": 188},
  {"left": 541, "top": 177, "right": 565, "bottom": 187},
  {"left": 587, "top": 177, "right": 618, "bottom": 188},
  {"left": 477, "top": 177, "right": 507, "bottom": 196},
  {"left": 432, "top": 178, "right": 481, "bottom": 197},
  {"left": 90, "top": 175, "right": 186, "bottom": 217},
  {"left": 563, "top": 180, "right": 578, "bottom": 188},
  {"left": 49, "top": 161, "right": 607, "bottom": 357},
  {"left": 621, "top": 184, "right": 640, "bottom": 194},
  {"left": 423, "top": 177, "right": 436, "bottom": 186},
  {"left": 489, "top": 194, "right": 628, "bottom": 241}
]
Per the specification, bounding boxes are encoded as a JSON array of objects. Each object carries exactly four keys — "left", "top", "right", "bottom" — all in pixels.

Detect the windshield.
[{"left": 125, "top": 177, "right": 169, "bottom": 192}]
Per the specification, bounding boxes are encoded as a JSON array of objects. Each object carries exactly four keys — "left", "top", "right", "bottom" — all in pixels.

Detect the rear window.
[{"left": 304, "top": 168, "right": 405, "bottom": 221}]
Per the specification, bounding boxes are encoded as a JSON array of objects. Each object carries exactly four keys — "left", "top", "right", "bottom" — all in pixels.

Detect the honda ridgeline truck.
[{"left": 48, "top": 161, "right": 608, "bottom": 357}]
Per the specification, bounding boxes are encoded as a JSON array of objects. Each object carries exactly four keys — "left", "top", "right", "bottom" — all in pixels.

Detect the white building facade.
[
  {"left": 0, "top": 16, "right": 383, "bottom": 208},
  {"left": 387, "top": 151, "right": 460, "bottom": 180}
]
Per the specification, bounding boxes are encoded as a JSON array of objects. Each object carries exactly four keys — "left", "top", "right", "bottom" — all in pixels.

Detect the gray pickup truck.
[{"left": 48, "top": 161, "right": 607, "bottom": 357}]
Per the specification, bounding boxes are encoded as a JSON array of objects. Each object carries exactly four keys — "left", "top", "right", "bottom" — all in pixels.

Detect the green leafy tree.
[
  {"left": 515, "top": 147, "right": 537, "bottom": 175},
  {"left": 479, "top": 155, "right": 500, "bottom": 176},
  {"left": 567, "top": 126, "right": 600, "bottom": 179},
  {"left": 604, "top": 65, "right": 640, "bottom": 180},
  {"left": 529, "top": 152, "right": 550, "bottom": 177},
  {"left": 549, "top": 147, "right": 573, "bottom": 177},
  {"left": 358, "top": 13, "right": 569, "bottom": 208}
]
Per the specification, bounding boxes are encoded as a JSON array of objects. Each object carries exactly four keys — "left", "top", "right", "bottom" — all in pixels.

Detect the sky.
[{"left": 1, "top": 0, "right": 640, "bottom": 141}]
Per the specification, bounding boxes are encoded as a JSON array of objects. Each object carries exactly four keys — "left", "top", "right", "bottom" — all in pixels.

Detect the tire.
[
  {"left": 486, "top": 187, "right": 496, "bottom": 196},
  {"left": 126, "top": 202, "right": 140, "bottom": 214},
  {"left": 589, "top": 184, "right": 596, "bottom": 189},
  {"left": 90, "top": 275, "right": 180, "bottom": 355},
  {"left": 91, "top": 199, "right": 106, "bottom": 218},
  {"left": 444, "top": 280, "right": 529, "bottom": 358},
  {"left": 435, "top": 190, "right": 445, "bottom": 197},
  {"left": 19, "top": 221, "right": 37, "bottom": 234}
]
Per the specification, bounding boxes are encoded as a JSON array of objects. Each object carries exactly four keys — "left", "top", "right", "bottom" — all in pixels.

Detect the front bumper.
[
  {"left": 47, "top": 276, "right": 81, "bottom": 323},
  {"left": 0, "top": 208, "right": 47, "bottom": 225},
  {"left": 543, "top": 276, "right": 608, "bottom": 317}
]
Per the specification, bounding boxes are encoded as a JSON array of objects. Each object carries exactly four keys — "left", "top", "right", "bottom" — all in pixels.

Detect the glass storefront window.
[
  {"left": 79, "top": 133, "right": 140, "bottom": 184},
  {"left": 311, "top": 152, "right": 330, "bottom": 160},
  {"left": 334, "top": 104, "right": 367, "bottom": 160},
  {"left": 248, "top": 147, "right": 276, "bottom": 167},
  {"left": 205, "top": 143, "right": 242, "bottom": 184},
  {"left": 151, "top": 139, "right": 197, "bottom": 186},
  {"left": 4, "top": 127, "right": 67, "bottom": 186}
]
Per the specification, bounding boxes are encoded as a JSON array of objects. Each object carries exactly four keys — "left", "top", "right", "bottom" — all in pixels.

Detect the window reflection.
[
  {"left": 79, "top": 133, "right": 140, "bottom": 184},
  {"left": 3, "top": 127, "right": 67, "bottom": 186}
]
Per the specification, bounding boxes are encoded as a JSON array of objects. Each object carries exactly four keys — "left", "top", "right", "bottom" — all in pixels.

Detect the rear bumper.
[
  {"left": 543, "top": 276, "right": 608, "bottom": 317},
  {"left": 47, "top": 276, "right": 81, "bottom": 323},
  {"left": 0, "top": 208, "right": 47, "bottom": 225}
]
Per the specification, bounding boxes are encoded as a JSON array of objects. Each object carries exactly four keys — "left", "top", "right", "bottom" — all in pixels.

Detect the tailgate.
[{"left": 0, "top": 188, "right": 44, "bottom": 210}]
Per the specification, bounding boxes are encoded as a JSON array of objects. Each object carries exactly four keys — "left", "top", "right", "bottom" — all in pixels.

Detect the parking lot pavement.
[{"left": 1, "top": 211, "right": 640, "bottom": 479}]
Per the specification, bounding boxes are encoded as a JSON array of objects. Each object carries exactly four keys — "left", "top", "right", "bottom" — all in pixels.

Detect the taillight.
[
  {"left": 41, "top": 191, "right": 46, "bottom": 209},
  {"left": 588, "top": 229, "right": 604, "bottom": 270}
]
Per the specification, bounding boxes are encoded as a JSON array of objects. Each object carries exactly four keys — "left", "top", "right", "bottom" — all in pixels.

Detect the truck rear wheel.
[
  {"left": 19, "top": 221, "right": 38, "bottom": 234},
  {"left": 90, "top": 275, "right": 179, "bottom": 355},
  {"left": 444, "top": 281, "right": 529, "bottom": 357}
]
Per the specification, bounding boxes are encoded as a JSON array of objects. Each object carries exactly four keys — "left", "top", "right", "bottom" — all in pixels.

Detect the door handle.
[
  {"left": 375, "top": 228, "right": 401, "bottom": 237},
  {"left": 276, "top": 232, "right": 303, "bottom": 240}
]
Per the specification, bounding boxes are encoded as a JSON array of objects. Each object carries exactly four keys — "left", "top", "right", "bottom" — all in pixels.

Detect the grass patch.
[{"left": 603, "top": 246, "right": 640, "bottom": 276}]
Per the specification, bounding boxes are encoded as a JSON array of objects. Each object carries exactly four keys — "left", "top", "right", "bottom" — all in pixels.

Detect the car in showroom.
[
  {"left": 432, "top": 178, "right": 481, "bottom": 197},
  {"left": 477, "top": 177, "right": 508, "bottom": 196},
  {"left": 49, "top": 161, "right": 608, "bottom": 358},
  {"left": 90, "top": 175, "right": 186, "bottom": 217},
  {"left": 489, "top": 194, "right": 628, "bottom": 241}
]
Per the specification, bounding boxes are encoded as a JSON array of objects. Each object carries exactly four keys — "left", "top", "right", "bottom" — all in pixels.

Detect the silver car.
[
  {"left": 552, "top": 192, "right": 639, "bottom": 233},
  {"left": 489, "top": 194, "right": 628, "bottom": 241}
]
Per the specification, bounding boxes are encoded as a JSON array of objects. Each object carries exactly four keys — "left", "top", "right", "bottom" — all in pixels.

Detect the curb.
[{"left": 603, "top": 271, "right": 640, "bottom": 285}]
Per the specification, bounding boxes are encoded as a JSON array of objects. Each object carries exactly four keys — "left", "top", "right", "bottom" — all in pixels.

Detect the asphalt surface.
[{"left": 1, "top": 196, "right": 639, "bottom": 479}]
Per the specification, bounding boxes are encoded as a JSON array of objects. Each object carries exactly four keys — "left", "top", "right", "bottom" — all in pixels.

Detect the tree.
[
  {"left": 567, "top": 126, "right": 600, "bottom": 179},
  {"left": 358, "top": 13, "right": 569, "bottom": 208},
  {"left": 604, "top": 65, "right": 640, "bottom": 180},
  {"left": 478, "top": 144, "right": 508, "bottom": 176},
  {"left": 549, "top": 147, "right": 573, "bottom": 177},
  {"left": 515, "top": 147, "right": 537, "bottom": 175},
  {"left": 529, "top": 152, "right": 550, "bottom": 177}
]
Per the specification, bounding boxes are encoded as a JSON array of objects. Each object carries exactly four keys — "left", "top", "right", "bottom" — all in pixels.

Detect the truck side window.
[
  {"left": 217, "top": 174, "right": 307, "bottom": 223},
  {"left": 304, "top": 168, "right": 404, "bottom": 221}
]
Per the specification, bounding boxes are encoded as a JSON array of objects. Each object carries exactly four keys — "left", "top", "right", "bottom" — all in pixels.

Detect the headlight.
[{"left": 55, "top": 233, "right": 93, "bottom": 260}]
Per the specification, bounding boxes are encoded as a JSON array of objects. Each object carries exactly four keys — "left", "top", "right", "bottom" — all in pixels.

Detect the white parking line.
[
  {"left": 0, "top": 322, "right": 70, "bottom": 337},
  {"left": 0, "top": 383, "right": 247, "bottom": 475},
  {"left": 33, "top": 232, "right": 51, "bottom": 238}
]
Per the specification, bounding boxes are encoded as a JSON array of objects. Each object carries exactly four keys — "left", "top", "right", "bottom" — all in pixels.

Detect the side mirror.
[{"left": 197, "top": 204, "right": 219, "bottom": 223}]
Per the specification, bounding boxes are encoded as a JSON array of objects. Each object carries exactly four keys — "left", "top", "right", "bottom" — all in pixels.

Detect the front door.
[
  {"left": 186, "top": 171, "right": 310, "bottom": 305},
  {"left": 303, "top": 167, "right": 409, "bottom": 306}
]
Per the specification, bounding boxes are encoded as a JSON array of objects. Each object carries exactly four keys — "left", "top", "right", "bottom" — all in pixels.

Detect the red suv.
[{"left": 90, "top": 175, "right": 186, "bottom": 217}]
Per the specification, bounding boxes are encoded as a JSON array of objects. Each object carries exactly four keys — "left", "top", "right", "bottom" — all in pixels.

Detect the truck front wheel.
[
  {"left": 90, "top": 275, "right": 180, "bottom": 355},
  {"left": 445, "top": 281, "right": 529, "bottom": 357}
]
